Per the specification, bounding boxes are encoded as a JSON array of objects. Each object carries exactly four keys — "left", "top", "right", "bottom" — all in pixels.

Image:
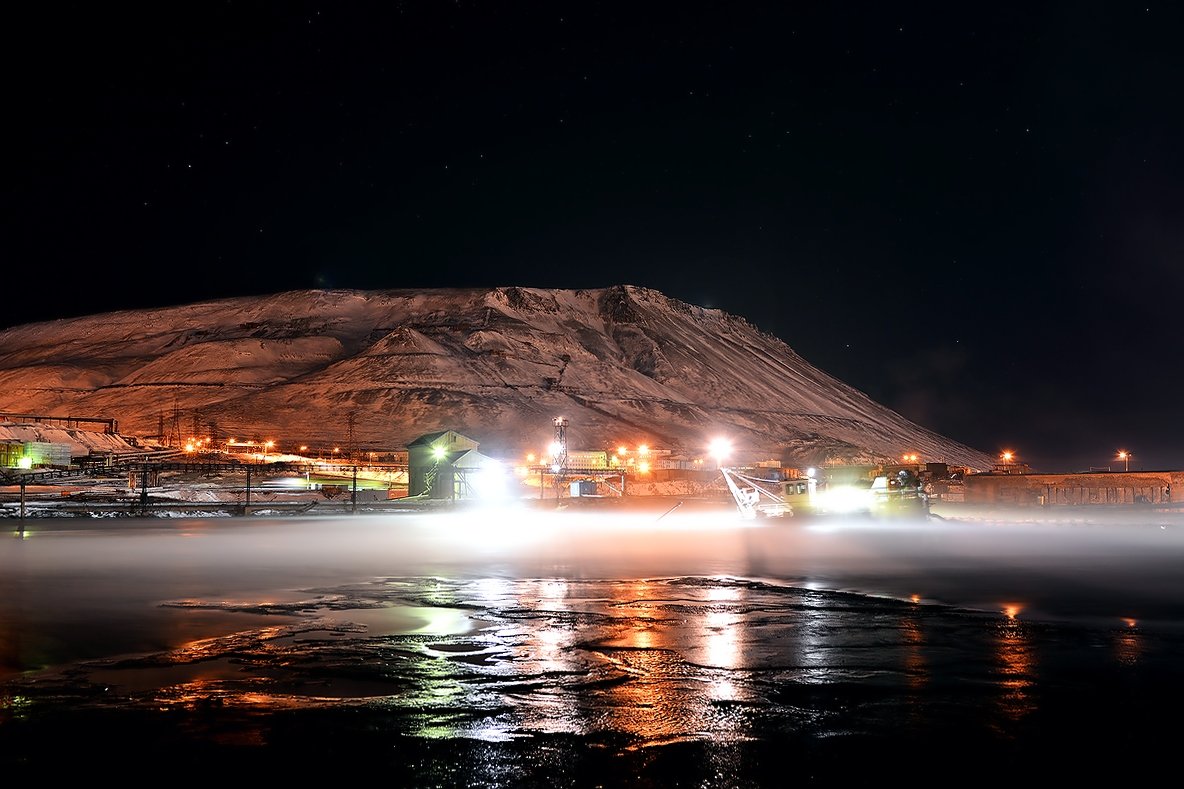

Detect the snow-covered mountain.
[{"left": 0, "top": 285, "right": 994, "bottom": 469}]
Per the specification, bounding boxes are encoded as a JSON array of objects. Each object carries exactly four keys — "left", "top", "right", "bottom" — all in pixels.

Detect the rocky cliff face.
[{"left": 0, "top": 285, "right": 995, "bottom": 469}]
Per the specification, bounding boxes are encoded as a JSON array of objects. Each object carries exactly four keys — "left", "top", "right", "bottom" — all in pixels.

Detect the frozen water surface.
[{"left": 3, "top": 503, "right": 1184, "bottom": 784}]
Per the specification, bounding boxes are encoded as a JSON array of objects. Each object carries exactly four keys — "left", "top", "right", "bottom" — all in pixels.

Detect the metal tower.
[{"left": 552, "top": 416, "right": 569, "bottom": 470}]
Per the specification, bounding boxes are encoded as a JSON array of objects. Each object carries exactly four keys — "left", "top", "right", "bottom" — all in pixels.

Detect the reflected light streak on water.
[
  {"left": 1115, "top": 622, "right": 1144, "bottom": 666},
  {"left": 992, "top": 616, "right": 1037, "bottom": 727},
  {"left": 704, "top": 585, "right": 742, "bottom": 673}
]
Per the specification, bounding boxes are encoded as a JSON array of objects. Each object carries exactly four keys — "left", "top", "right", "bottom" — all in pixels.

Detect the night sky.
[{"left": 7, "top": 2, "right": 1183, "bottom": 473}]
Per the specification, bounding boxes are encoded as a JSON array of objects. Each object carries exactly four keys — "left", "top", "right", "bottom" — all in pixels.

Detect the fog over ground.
[{"left": 5, "top": 503, "right": 1184, "bottom": 678}]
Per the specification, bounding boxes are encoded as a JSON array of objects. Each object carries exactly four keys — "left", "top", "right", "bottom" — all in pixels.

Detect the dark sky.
[{"left": 7, "top": 2, "right": 1183, "bottom": 473}]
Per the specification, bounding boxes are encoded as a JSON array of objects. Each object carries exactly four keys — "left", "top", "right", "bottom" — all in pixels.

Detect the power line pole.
[
  {"left": 346, "top": 411, "right": 358, "bottom": 463},
  {"left": 170, "top": 399, "right": 182, "bottom": 448}
]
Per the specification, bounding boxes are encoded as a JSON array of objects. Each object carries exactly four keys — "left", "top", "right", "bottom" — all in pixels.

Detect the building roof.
[{"left": 406, "top": 430, "right": 479, "bottom": 449}]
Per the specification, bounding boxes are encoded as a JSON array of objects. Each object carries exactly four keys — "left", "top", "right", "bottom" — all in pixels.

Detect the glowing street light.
[
  {"left": 709, "top": 438, "right": 732, "bottom": 468},
  {"left": 1117, "top": 450, "right": 1131, "bottom": 472}
]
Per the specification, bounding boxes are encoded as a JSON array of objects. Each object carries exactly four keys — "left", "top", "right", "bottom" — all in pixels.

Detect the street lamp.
[
  {"left": 709, "top": 438, "right": 732, "bottom": 469},
  {"left": 1117, "top": 450, "right": 1131, "bottom": 472}
]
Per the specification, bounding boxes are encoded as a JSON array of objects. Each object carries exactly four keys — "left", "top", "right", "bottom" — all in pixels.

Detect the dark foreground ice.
[{"left": 3, "top": 502, "right": 1184, "bottom": 784}]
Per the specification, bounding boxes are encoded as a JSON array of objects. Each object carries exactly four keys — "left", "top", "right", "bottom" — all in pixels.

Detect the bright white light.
[
  {"left": 817, "top": 484, "right": 874, "bottom": 514},
  {"left": 470, "top": 459, "right": 509, "bottom": 501},
  {"left": 709, "top": 438, "right": 732, "bottom": 464}
]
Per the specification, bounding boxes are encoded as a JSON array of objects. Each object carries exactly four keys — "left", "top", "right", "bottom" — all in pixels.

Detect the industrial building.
[
  {"left": 963, "top": 469, "right": 1179, "bottom": 507},
  {"left": 0, "top": 440, "right": 73, "bottom": 469},
  {"left": 406, "top": 430, "right": 501, "bottom": 500}
]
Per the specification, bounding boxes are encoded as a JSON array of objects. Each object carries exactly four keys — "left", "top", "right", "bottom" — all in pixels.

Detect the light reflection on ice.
[
  {"left": 992, "top": 616, "right": 1036, "bottom": 726},
  {"left": 310, "top": 604, "right": 479, "bottom": 638},
  {"left": 704, "top": 585, "right": 743, "bottom": 672},
  {"left": 4, "top": 506, "right": 1184, "bottom": 749}
]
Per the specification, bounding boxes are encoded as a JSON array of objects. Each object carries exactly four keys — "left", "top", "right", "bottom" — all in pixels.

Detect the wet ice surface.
[{"left": 3, "top": 506, "right": 1184, "bottom": 783}]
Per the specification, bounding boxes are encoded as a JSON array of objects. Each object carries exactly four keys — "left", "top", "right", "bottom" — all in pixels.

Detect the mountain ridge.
[{"left": 0, "top": 285, "right": 995, "bottom": 469}]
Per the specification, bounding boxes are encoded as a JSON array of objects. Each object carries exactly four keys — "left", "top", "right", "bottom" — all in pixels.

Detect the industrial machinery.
[
  {"left": 721, "top": 466, "right": 929, "bottom": 521},
  {"left": 719, "top": 466, "right": 795, "bottom": 519}
]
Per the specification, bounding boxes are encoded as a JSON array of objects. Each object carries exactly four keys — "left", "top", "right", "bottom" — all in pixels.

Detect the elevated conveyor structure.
[{"left": 720, "top": 466, "right": 792, "bottom": 520}]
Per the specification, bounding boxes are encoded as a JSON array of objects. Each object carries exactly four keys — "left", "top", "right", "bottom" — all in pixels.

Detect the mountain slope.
[{"left": 0, "top": 285, "right": 994, "bottom": 469}]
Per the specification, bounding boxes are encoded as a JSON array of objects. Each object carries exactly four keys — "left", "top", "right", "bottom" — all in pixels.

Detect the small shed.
[{"left": 407, "top": 430, "right": 495, "bottom": 500}]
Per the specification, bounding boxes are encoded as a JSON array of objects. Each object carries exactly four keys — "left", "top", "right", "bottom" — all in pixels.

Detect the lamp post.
[
  {"left": 709, "top": 438, "right": 732, "bottom": 469},
  {"left": 1117, "top": 450, "right": 1130, "bottom": 472}
]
